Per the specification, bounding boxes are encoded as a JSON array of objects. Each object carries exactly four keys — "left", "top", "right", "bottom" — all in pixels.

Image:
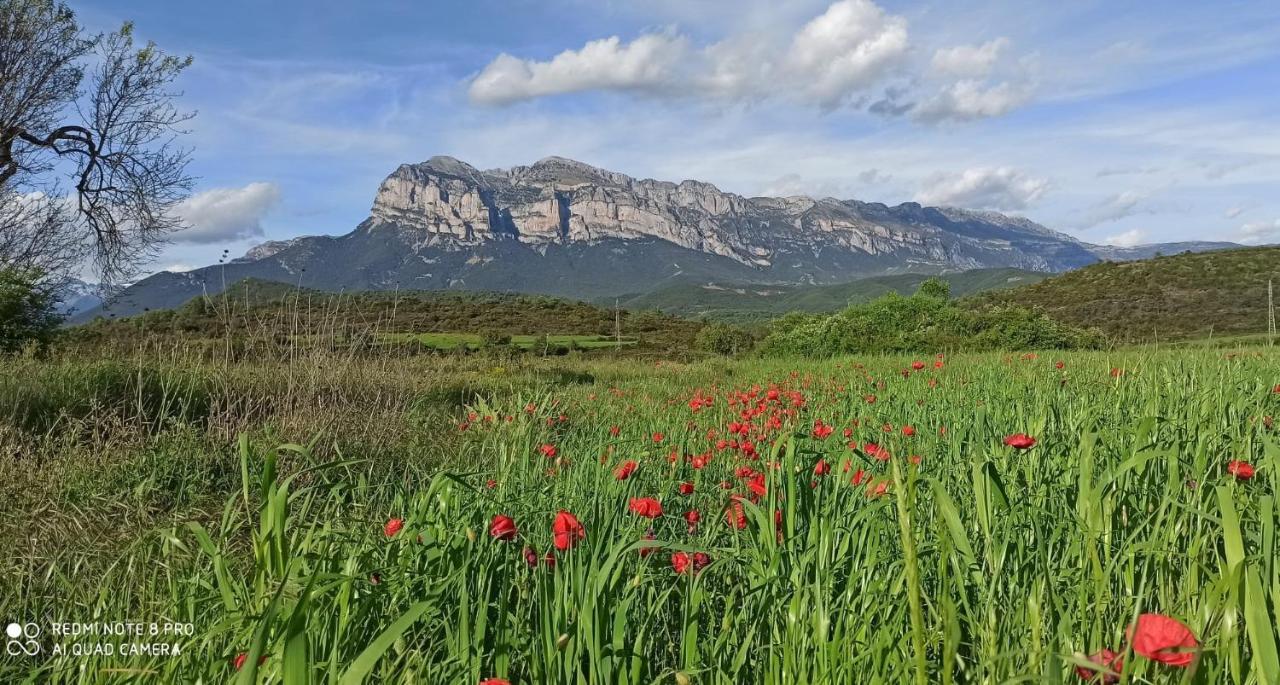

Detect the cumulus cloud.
[
  {"left": 783, "top": 0, "right": 909, "bottom": 108},
  {"left": 469, "top": 1, "right": 909, "bottom": 109},
  {"left": 915, "top": 167, "right": 1048, "bottom": 210},
  {"left": 465, "top": 1, "right": 1036, "bottom": 122},
  {"left": 468, "top": 33, "right": 690, "bottom": 105},
  {"left": 930, "top": 38, "right": 1009, "bottom": 78},
  {"left": 1224, "top": 207, "right": 1244, "bottom": 219},
  {"left": 173, "top": 183, "right": 281, "bottom": 244},
  {"left": 1104, "top": 228, "right": 1147, "bottom": 247},
  {"left": 1239, "top": 219, "right": 1280, "bottom": 244},
  {"left": 913, "top": 79, "right": 1033, "bottom": 123}
]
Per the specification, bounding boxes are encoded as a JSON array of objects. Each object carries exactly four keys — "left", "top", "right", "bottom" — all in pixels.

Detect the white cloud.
[
  {"left": 1239, "top": 219, "right": 1280, "bottom": 244},
  {"left": 913, "top": 79, "right": 1034, "bottom": 123},
  {"left": 468, "top": 33, "right": 690, "bottom": 105},
  {"left": 915, "top": 167, "right": 1049, "bottom": 210},
  {"left": 160, "top": 263, "right": 197, "bottom": 273},
  {"left": 931, "top": 38, "right": 1010, "bottom": 78},
  {"left": 467, "top": 1, "right": 937, "bottom": 115},
  {"left": 173, "top": 183, "right": 281, "bottom": 244},
  {"left": 1079, "top": 190, "right": 1146, "bottom": 228},
  {"left": 783, "top": 0, "right": 910, "bottom": 107},
  {"left": 1225, "top": 207, "right": 1244, "bottom": 219},
  {"left": 1104, "top": 228, "right": 1147, "bottom": 247}
]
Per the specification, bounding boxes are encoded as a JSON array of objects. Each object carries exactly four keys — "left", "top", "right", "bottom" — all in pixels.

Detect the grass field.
[
  {"left": 2, "top": 347, "right": 1278, "bottom": 683},
  {"left": 379, "top": 332, "right": 638, "bottom": 350}
]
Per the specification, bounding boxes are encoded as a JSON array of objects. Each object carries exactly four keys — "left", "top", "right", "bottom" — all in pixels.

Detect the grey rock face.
[{"left": 365, "top": 156, "right": 1102, "bottom": 273}]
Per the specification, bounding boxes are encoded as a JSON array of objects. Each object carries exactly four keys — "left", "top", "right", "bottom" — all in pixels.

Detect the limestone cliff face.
[{"left": 365, "top": 155, "right": 1095, "bottom": 273}]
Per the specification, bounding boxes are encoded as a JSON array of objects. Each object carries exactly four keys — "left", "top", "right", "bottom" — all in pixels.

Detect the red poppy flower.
[
  {"left": 629, "top": 497, "right": 663, "bottom": 518},
  {"left": 1274, "top": 384, "right": 1280, "bottom": 394},
  {"left": 233, "top": 653, "right": 268, "bottom": 671},
  {"left": 911, "top": 360, "right": 925, "bottom": 370},
  {"left": 692, "top": 552, "right": 711, "bottom": 571},
  {"left": 901, "top": 425, "right": 916, "bottom": 437},
  {"left": 485, "top": 479, "right": 497, "bottom": 489},
  {"left": 489, "top": 515, "right": 518, "bottom": 541},
  {"left": 552, "top": 510, "right": 585, "bottom": 551},
  {"left": 1055, "top": 361, "right": 1065, "bottom": 369},
  {"left": 684, "top": 509, "right": 700, "bottom": 532},
  {"left": 1127, "top": 613, "right": 1198, "bottom": 667},
  {"left": 813, "top": 420, "right": 833, "bottom": 439},
  {"left": 540, "top": 444, "right": 558, "bottom": 458},
  {"left": 1226, "top": 460, "right": 1255, "bottom": 480},
  {"left": 480, "top": 679, "right": 511, "bottom": 685},
  {"left": 678, "top": 482, "right": 695, "bottom": 496},
  {"left": 813, "top": 459, "right": 831, "bottom": 476},
  {"left": 672, "top": 551, "right": 691, "bottom": 574},
  {"left": 609, "top": 425, "right": 620, "bottom": 437},
  {"left": 851, "top": 469, "right": 868, "bottom": 485},
  {"left": 542, "top": 551, "right": 556, "bottom": 568},
  {"left": 523, "top": 546, "right": 539, "bottom": 568},
  {"left": 652, "top": 432, "right": 665, "bottom": 443},
  {"left": 1074, "top": 648, "right": 1122, "bottom": 683},
  {"left": 383, "top": 518, "right": 404, "bottom": 538},
  {"left": 614, "top": 460, "right": 638, "bottom": 480},
  {"left": 1003, "top": 433, "right": 1037, "bottom": 450}
]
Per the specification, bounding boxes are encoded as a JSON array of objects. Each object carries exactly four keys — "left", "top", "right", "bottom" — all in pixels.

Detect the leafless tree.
[{"left": 0, "top": 0, "right": 194, "bottom": 284}]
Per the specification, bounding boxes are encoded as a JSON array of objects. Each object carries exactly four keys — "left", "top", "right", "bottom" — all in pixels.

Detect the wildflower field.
[{"left": 2, "top": 348, "right": 1278, "bottom": 683}]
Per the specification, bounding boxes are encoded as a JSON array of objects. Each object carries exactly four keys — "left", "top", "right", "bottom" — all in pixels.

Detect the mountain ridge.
[{"left": 77, "top": 155, "right": 1240, "bottom": 321}]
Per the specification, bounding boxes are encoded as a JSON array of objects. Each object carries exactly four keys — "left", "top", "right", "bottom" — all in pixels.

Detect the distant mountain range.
[{"left": 76, "top": 156, "right": 1239, "bottom": 321}]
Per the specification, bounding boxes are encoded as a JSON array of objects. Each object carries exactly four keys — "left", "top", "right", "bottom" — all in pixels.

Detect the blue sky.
[{"left": 70, "top": 0, "right": 1280, "bottom": 276}]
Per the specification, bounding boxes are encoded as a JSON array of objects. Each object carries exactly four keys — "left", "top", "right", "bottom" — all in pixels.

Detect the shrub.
[
  {"left": 760, "top": 287, "right": 1104, "bottom": 357},
  {"left": 0, "top": 267, "right": 62, "bottom": 354},
  {"left": 694, "top": 322, "right": 754, "bottom": 356}
]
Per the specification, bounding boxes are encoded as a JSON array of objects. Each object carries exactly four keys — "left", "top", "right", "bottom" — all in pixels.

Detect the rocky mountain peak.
[{"left": 84, "top": 154, "right": 1243, "bottom": 322}]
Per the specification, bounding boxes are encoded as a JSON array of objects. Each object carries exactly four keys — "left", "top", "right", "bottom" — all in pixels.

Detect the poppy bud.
[{"left": 556, "top": 633, "right": 571, "bottom": 651}]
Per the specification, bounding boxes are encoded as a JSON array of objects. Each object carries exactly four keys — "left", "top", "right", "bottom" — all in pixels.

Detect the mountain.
[
  {"left": 607, "top": 268, "right": 1048, "bottom": 322},
  {"left": 77, "top": 155, "right": 1239, "bottom": 321},
  {"left": 967, "top": 245, "right": 1280, "bottom": 342},
  {"left": 53, "top": 278, "right": 103, "bottom": 317}
]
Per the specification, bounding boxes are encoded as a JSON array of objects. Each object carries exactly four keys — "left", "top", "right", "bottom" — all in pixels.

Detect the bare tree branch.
[{"left": 0, "top": 0, "right": 194, "bottom": 284}]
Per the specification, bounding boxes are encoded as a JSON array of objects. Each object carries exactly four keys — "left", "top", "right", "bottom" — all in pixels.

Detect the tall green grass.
[{"left": 2, "top": 349, "right": 1277, "bottom": 683}]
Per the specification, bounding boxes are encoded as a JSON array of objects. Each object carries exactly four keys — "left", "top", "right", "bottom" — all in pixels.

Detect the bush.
[
  {"left": 0, "top": 267, "right": 62, "bottom": 354},
  {"left": 694, "top": 322, "right": 754, "bottom": 356},
  {"left": 759, "top": 286, "right": 1104, "bottom": 357}
]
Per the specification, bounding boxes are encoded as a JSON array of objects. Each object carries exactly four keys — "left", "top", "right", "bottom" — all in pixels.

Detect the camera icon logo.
[{"left": 5, "top": 622, "right": 41, "bottom": 656}]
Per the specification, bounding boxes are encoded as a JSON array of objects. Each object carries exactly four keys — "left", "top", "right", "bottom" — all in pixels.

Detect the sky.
[{"left": 69, "top": 0, "right": 1280, "bottom": 277}]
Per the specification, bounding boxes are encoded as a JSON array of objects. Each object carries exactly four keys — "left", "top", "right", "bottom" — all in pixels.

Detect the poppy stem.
[{"left": 892, "top": 454, "right": 929, "bottom": 685}]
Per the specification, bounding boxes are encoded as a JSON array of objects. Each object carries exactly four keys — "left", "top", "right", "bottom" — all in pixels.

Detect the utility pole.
[{"left": 1269, "top": 279, "right": 1276, "bottom": 346}]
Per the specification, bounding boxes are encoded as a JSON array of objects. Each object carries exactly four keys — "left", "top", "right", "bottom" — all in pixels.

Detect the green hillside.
[
  {"left": 71, "top": 279, "right": 707, "bottom": 356},
  {"left": 608, "top": 268, "right": 1047, "bottom": 321},
  {"left": 968, "top": 246, "right": 1280, "bottom": 342}
]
